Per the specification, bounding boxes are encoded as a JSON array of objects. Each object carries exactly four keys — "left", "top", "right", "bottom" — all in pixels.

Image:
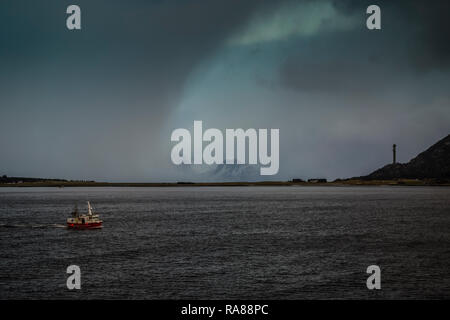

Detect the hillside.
[{"left": 362, "top": 134, "right": 450, "bottom": 180}]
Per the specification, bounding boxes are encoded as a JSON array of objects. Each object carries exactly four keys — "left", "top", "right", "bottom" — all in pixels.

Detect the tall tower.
[{"left": 392, "top": 144, "right": 396, "bottom": 164}]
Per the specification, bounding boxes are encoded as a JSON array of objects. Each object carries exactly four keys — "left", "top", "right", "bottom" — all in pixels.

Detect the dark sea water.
[{"left": 0, "top": 186, "right": 449, "bottom": 299}]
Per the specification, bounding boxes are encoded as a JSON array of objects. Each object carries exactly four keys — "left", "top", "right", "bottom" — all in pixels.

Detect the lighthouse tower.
[{"left": 392, "top": 144, "right": 396, "bottom": 164}]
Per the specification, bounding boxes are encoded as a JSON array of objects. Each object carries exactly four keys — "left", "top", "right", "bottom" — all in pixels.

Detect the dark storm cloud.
[
  {"left": 279, "top": 0, "right": 450, "bottom": 95},
  {"left": 0, "top": 0, "right": 280, "bottom": 105},
  {"left": 1, "top": 0, "right": 448, "bottom": 181},
  {"left": 0, "top": 0, "right": 287, "bottom": 180},
  {"left": 332, "top": 0, "right": 450, "bottom": 70},
  {"left": 0, "top": 0, "right": 297, "bottom": 121}
]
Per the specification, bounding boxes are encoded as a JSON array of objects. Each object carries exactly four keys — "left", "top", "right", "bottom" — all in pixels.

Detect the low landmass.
[
  {"left": 1, "top": 178, "right": 448, "bottom": 188},
  {"left": 2, "top": 133, "right": 449, "bottom": 187}
]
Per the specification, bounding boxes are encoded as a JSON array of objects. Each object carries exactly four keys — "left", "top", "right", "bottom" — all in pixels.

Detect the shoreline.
[{"left": 1, "top": 179, "right": 449, "bottom": 188}]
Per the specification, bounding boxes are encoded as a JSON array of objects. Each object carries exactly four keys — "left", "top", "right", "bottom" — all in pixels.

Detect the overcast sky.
[{"left": 1, "top": 0, "right": 449, "bottom": 182}]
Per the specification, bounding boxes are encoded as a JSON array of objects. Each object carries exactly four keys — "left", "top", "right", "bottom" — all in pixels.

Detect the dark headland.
[
  {"left": 355, "top": 133, "right": 450, "bottom": 181},
  {"left": 2, "top": 133, "right": 449, "bottom": 187}
]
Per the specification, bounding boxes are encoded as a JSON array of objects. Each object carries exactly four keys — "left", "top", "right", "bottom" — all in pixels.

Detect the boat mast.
[{"left": 88, "top": 201, "right": 93, "bottom": 215}]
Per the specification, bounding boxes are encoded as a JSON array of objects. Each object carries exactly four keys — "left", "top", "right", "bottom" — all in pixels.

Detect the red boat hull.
[{"left": 67, "top": 222, "right": 103, "bottom": 229}]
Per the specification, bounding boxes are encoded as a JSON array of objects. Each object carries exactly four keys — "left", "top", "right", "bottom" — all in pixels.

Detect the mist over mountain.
[
  {"left": 176, "top": 160, "right": 261, "bottom": 182},
  {"left": 210, "top": 164, "right": 260, "bottom": 182}
]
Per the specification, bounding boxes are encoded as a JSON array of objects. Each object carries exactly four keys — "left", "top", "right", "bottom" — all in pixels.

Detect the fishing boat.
[{"left": 67, "top": 201, "right": 103, "bottom": 229}]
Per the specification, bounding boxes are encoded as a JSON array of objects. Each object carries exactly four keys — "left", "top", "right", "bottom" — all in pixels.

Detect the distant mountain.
[
  {"left": 210, "top": 163, "right": 260, "bottom": 181},
  {"left": 177, "top": 161, "right": 262, "bottom": 182},
  {"left": 361, "top": 134, "right": 450, "bottom": 180}
]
